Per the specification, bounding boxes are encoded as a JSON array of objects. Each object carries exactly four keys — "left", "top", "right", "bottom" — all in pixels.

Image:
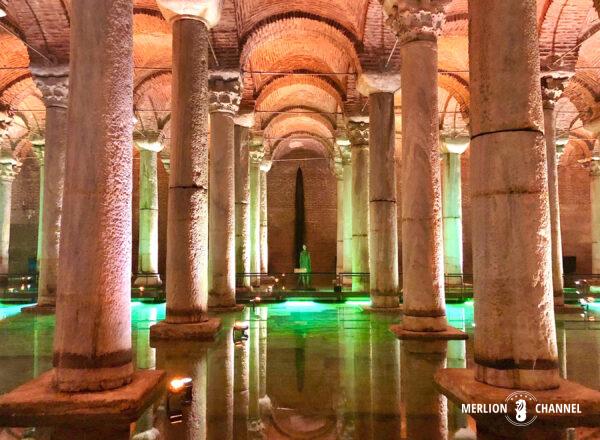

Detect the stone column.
[
  {"left": 234, "top": 114, "right": 254, "bottom": 290},
  {"left": 357, "top": 75, "right": 401, "bottom": 308},
  {"left": 259, "top": 157, "right": 272, "bottom": 274},
  {"left": 27, "top": 68, "right": 69, "bottom": 311},
  {"left": 150, "top": 0, "right": 223, "bottom": 339},
  {"left": 347, "top": 119, "right": 369, "bottom": 292},
  {"left": 32, "top": 140, "right": 44, "bottom": 273},
  {"left": 541, "top": 72, "right": 571, "bottom": 306},
  {"left": 0, "top": 146, "right": 17, "bottom": 276},
  {"left": 591, "top": 150, "right": 600, "bottom": 275},
  {"left": 341, "top": 145, "right": 353, "bottom": 283},
  {"left": 208, "top": 73, "right": 241, "bottom": 310},
  {"left": 53, "top": 0, "right": 136, "bottom": 391},
  {"left": 387, "top": 1, "right": 450, "bottom": 332},
  {"left": 248, "top": 143, "right": 264, "bottom": 287},
  {"left": 134, "top": 133, "right": 163, "bottom": 287},
  {"left": 334, "top": 157, "right": 344, "bottom": 274},
  {"left": 468, "top": 0, "right": 559, "bottom": 389},
  {"left": 440, "top": 136, "right": 469, "bottom": 284}
]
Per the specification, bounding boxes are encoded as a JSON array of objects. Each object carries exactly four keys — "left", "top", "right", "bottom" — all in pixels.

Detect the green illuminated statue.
[{"left": 299, "top": 244, "right": 312, "bottom": 288}]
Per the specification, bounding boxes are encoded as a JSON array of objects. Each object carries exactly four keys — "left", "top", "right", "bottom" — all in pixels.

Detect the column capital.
[
  {"left": 347, "top": 119, "right": 370, "bottom": 148},
  {"left": 209, "top": 72, "right": 242, "bottom": 114},
  {"left": 440, "top": 134, "right": 469, "bottom": 154},
  {"left": 134, "top": 131, "right": 164, "bottom": 153},
  {"left": 259, "top": 157, "right": 272, "bottom": 173},
  {"left": 249, "top": 148, "right": 265, "bottom": 165},
  {"left": 356, "top": 73, "right": 401, "bottom": 96},
  {"left": 234, "top": 111, "right": 255, "bottom": 128},
  {"left": 333, "top": 157, "right": 344, "bottom": 180},
  {"left": 590, "top": 159, "right": 600, "bottom": 177},
  {"left": 540, "top": 71, "right": 573, "bottom": 110},
  {"left": 0, "top": 147, "right": 18, "bottom": 182},
  {"left": 31, "top": 65, "right": 69, "bottom": 109},
  {"left": 156, "top": 0, "right": 223, "bottom": 27},
  {"left": 31, "top": 136, "right": 45, "bottom": 165},
  {"left": 381, "top": 0, "right": 450, "bottom": 44}
]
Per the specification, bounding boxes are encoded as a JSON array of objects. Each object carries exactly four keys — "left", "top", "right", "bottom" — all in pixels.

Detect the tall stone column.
[
  {"left": 234, "top": 114, "right": 254, "bottom": 290},
  {"left": 208, "top": 73, "right": 242, "bottom": 310},
  {"left": 591, "top": 147, "right": 600, "bottom": 275},
  {"left": 151, "top": 0, "right": 223, "bottom": 339},
  {"left": 341, "top": 144, "right": 353, "bottom": 283},
  {"left": 468, "top": 0, "right": 558, "bottom": 389},
  {"left": 248, "top": 142, "right": 264, "bottom": 287},
  {"left": 347, "top": 119, "right": 370, "bottom": 292},
  {"left": 440, "top": 136, "right": 469, "bottom": 283},
  {"left": 53, "top": 0, "right": 136, "bottom": 391},
  {"left": 259, "top": 157, "right": 272, "bottom": 274},
  {"left": 32, "top": 140, "right": 44, "bottom": 272},
  {"left": 134, "top": 133, "right": 163, "bottom": 287},
  {"left": 25, "top": 68, "right": 69, "bottom": 312},
  {"left": 357, "top": 75, "right": 401, "bottom": 308},
  {"left": 541, "top": 72, "right": 571, "bottom": 307},
  {"left": 386, "top": 1, "right": 451, "bottom": 332},
  {"left": 334, "top": 157, "right": 344, "bottom": 274},
  {"left": 0, "top": 146, "right": 17, "bottom": 276}
]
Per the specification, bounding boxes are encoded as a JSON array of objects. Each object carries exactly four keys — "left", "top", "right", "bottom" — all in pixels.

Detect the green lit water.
[{"left": 0, "top": 301, "right": 599, "bottom": 438}]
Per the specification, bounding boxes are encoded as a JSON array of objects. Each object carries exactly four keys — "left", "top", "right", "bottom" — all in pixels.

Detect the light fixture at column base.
[
  {"left": 390, "top": 324, "right": 468, "bottom": 340},
  {"left": 133, "top": 274, "right": 163, "bottom": 287},
  {"left": 435, "top": 368, "right": 600, "bottom": 428},
  {"left": 149, "top": 318, "right": 221, "bottom": 342},
  {"left": 0, "top": 369, "right": 165, "bottom": 428},
  {"left": 21, "top": 304, "right": 56, "bottom": 315}
]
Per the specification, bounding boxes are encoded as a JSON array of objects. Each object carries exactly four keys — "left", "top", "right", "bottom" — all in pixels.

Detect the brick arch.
[
  {"left": 271, "top": 132, "right": 333, "bottom": 161},
  {"left": 133, "top": 70, "right": 171, "bottom": 133},
  {"left": 438, "top": 72, "right": 470, "bottom": 122},
  {"left": 264, "top": 116, "right": 335, "bottom": 150}
]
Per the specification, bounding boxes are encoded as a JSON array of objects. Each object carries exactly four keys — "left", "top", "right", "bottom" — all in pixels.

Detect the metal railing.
[{"left": 0, "top": 273, "right": 38, "bottom": 302}]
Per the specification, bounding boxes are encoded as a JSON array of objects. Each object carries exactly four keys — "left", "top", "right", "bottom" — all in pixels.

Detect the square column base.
[
  {"left": 149, "top": 318, "right": 221, "bottom": 342},
  {"left": 361, "top": 305, "right": 403, "bottom": 314},
  {"left": 390, "top": 324, "right": 468, "bottom": 340},
  {"left": 208, "top": 304, "right": 245, "bottom": 313},
  {"left": 21, "top": 304, "right": 56, "bottom": 315},
  {"left": 435, "top": 368, "right": 600, "bottom": 428},
  {"left": 0, "top": 369, "right": 165, "bottom": 427}
]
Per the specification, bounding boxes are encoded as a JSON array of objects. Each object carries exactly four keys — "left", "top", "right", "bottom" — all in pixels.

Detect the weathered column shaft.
[
  {"left": 591, "top": 162, "right": 600, "bottom": 274},
  {"left": 135, "top": 144, "right": 162, "bottom": 287},
  {"left": 259, "top": 169, "right": 268, "bottom": 273},
  {"left": 442, "top": 153, "right": 462, "bottom": 276},
  {"left": 348, "top": 121, "right": 369, "bottom": 292},
  {"left": 208, "top": 75, "right": 241, "bottom": 308},
  {"left": 399, "top": 29, "right": 446, "bottom": 331},
  {"left": 35, "top": 147, "right": 44, "bottom": 270},
  {"left": 53, "top": 0, "right": 134, "bottom": 391},
  {"left": 234, "top": 124, "right": 251, "bottom": 288},
  {"left": 369, "top": 92, "right": 399, "bottom": 307},
  {"left": 342, "top": 154, "right": 353, "bottom": 279},
  {"left": 335, "top": 161, "right": 344, "bottom": 274},
  {"left": 0, "top": 160, "right": 15, "bottom": 275},
  {"left": 32, "top": 70, "right": 69, "bottom": 307},
  {"left": 470, "top": 0, "right": 559, "bottom": 389},
  {"left": 249, "top": 148, "right": 264, "bottom": 286},
  {"left": 164, "top": 17, "right": 211, "bottom": 323}
]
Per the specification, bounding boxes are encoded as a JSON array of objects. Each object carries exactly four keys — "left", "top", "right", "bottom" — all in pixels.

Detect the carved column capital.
[
  {"left": 0, "top": 147, "right": 18, "bottom": 182},
  {"left": 590, "top": 159, "right": 600, "bottom": 177},
  {"left": 31, "top": 137, "right": 45, "bottom": 165},
  {"left": 209, "top": 73, "right": 242, "bottom": 114},
  {"left": 259, "top": 157, "right": 272, "bottom": 173},
  {"left": 440, "top": 134, "right": 469, "bottom": 154},
  {"left": 249, "top": 147, "right": 265, "bottom": 165},
  {"left": 156, "top": 0, "right": 223, "bottom": 27},
  {"left": 347, "top": 120, "right": 370, "bottom": 148},
  {"left": 31, "top": 65, "right": 69, "bottom": 109},
  {"left": 540, "top": 71, "right": 572, "bottom": 110},
  {"left": 134, "top": 131, "right": 164, "bottom": 152},
  {"left": 381, "top": 0, "right": 450, "bottom": 44},
  {"left": 333, "top": 157, "right": 344, "bottom": 180}
]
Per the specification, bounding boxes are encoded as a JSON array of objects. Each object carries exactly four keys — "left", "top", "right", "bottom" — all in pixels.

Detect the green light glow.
[{"left": 0, "top": 303, "right": 34, "bottom": 320}]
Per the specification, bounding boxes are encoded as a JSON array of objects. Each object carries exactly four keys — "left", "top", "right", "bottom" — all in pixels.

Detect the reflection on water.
[{"left": 0, "top": 301, "right": 599, "bottom": 438}]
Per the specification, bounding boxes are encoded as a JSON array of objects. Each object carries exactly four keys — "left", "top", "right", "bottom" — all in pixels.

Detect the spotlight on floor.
[
  {"left": 166, "top": 377, "right": 193, "bottom": 424},
  {"left": 233, "top": 321, "right": 249, "bottom": 345}
]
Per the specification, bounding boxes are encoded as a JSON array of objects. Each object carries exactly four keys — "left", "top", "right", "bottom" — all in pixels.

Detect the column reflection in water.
[
  {"left": 353, "top": 315, "right": 373, "bottom": 437},
  {"left": 447, "top": 339, "right": 469, "bottom": 437},
  {"left": 134, "top": 305, "right": 157, "bottom": 370},
  {"left": 207, "top": 323, "right": 235, "bottom": 440},
  {"left": 234, "top": 309, "right": 250, "bottom": 440},
  {"left": 369, "top": 315, "right": 401, "bottom": 439},
  {"left": 248, "top": 305, "right": 264, "bottom": 435},
  {"left": 154, "top": 340, "right": 208, "bottom": 440},
  {"left": 401, "top": 340, "right": 448, "bottom": 440}
]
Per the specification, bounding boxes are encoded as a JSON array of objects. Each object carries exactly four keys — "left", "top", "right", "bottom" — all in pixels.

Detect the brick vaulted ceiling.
[{"left": 0, "top": 0, "right": 598, "bottom": 159}]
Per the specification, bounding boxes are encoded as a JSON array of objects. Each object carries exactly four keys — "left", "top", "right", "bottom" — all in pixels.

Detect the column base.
[
  {"left": 435, "top": 368, "right": 600, "bottom": 428},
  {"left": 21, "top": 304, "right": 56, "bottom": 315},
  {"left": 390, "top": 324, "right": 468, "bottom": 340},
  {"left": 149, "top": 318, "right": 221, "bottom": 342},
  {"left": 134, "top": 274, "right": 163, "bottom": 287},
  {"left": 208, "top": 304, "right": 245, "bottom": 313},
  {"left": 0, "top": 369, "right": 165, "bottom": 427},
  {"left": 554, "top": 304, "right": 584, "bottom": 315}
]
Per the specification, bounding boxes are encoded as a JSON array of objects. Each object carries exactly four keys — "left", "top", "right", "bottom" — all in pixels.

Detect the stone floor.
[{"left": 0, "top": 300, "right": 599, "bottom": 438}]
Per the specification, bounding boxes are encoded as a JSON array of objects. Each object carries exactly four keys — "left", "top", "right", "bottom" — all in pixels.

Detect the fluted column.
[
  {"left": 151, "top": 0, "right": 223, "bottom": 339},
  {"left": 134, "top": 133, "right": 163, "bottom": 287},
  {"left": 341, "top": 145, "right": 353, "bottom": 283},
  {"left": 259, "top": 157, "right": 272, "bottom": 274},
  {"left": 334, "top": 157, "right": 344, "bottom": 274},
  {"left": 27, "top": 68, "right": 69, "bottom": 311},
  {"left": 468, "top": 0, "right": 558, "bottom": 389},
  {"left": 208, "top": 73, "right": 241, "bottom": 310},
  {"left": 347, "top": 119, "right": 370, "bottom": 292},
  {"left": 234, "top": 114, "right": 254, "bottom": 290},
  {"left": 440, "top": 136, "right": 469, "bottom": 283},
  {"left": 248, "top": 143, "right": 264, "bottom": 287},
  {"left": 541, "top": 72, "right": 571, "bottom": 306},
  {"left": 386, "top": 1, "right": 449, "bottom": 331},
  {"left": 357, "top": 75, "right": 401, "bottom": 308},
  {"left": 0, "top": 147, "right": 17, "bottom": 276},
  {"left": 53, "top": 0, "right": 135, "bottom": 391}
]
